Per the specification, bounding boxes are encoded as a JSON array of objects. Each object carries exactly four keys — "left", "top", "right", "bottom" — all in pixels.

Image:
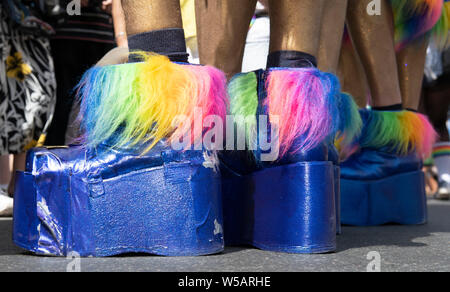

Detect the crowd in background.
[{"left": 0, "top": 0, "right": 115, "bottom": 215}]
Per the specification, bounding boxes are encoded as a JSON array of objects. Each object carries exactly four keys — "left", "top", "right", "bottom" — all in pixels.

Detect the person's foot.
[
  {"left": 424, "top": 167, "right": 439, "bottom": 197},
  {"left": 423, "top": 165, "right": 439, "bottom": 197},
  {"left": 432, "top": 143, "right": 450, "bottom": 200},
  {"left": 0, "top": 189, "right": 13, "bottom": 217},
  {"left": 7, "top": 182, "right": 14, "bottom": 197},
  {"left": 435, "top": 177, "right": 450, "bottom": 200}
]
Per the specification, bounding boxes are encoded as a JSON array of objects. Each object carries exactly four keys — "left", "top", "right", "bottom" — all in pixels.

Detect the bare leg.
[
  {"left": 338, "top": 41, "right": 369, "bottom": 108},
  {"left": 269, "top": 0, "right": 325, "bottom": 56},
  {"left": 8, "top": 153, "right": 26, "bottom": 196},
  {"left": 318, "top": 0, "right": 348, "bottom": 73},
  {"left": 397, "top": 39, "right": 429, "bottom": 110},
  {"left": 121, "top": 0, "right": 183, "bottom": 36},
  {"left": 0, "top": 155, "right": 11, "bottom": 186},
  {"left": 347, "top": 0, "right": 402, "bottom": 107},
  {"left": 195, "top": 0, "right": 257, "bottom": 78},
  {"left": 112, "top": 0, "right": 128, "bottom": 47}
]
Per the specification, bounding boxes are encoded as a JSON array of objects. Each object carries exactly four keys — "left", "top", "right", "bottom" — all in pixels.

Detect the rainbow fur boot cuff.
[
  {"left": 13, "top": 54, "right": 228, "bottom": 257},
  {"left": 391, "top": 0, "right": 448, "bottom": 50},
  {"left": 340, "top": 109, "right": 437, "bottom": 226},
  {"left": 220, "top": 68, "right": 361, "bottom": 253}
]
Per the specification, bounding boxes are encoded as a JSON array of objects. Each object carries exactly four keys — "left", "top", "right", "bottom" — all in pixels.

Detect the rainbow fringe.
[
  {"left": 432, "top": 142, "right": 450, "bottom": 158},
  {"left": 265, "top": 68, "right": 341, "bottom": 157},
  {"left": 228, "top": 72, "right": 259, "bottom": 149},
  {"left": 359, "top": 110, "right": 437, "bottom": 158},
  {"left": 432, "top": 0, "right": 450, "bottom": 47},
  {"left": 335, "top": 93, "right": 363, "bottom": 158},
  {"left": 76, "top": 53, "right": 228, "bottom": 152},
  {"left": 391, "top": 0, "right": 447, "bottom": 50},
  {"left": 228, "top": 69, "right": 362, "bottom": 159}
]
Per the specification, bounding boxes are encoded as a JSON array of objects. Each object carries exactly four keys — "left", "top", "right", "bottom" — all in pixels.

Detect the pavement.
[{"left": 0, "top": 199, "right": 449, "bottom": 272}]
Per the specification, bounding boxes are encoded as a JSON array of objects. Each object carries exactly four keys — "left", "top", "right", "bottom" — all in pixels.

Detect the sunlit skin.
[
  {"left": 7, "top": 153, "right": 25, "bottom": 196},
  {"left": 196, "top": 0, "right": 257, "bottom": 80},
  {"left": 338, "top": 42, "right": 370, "bottom": 108},
  {"left": 347, "top": 0, "right": 403, "bottom": 107},
  {"left": 0, "top": 155, "right": 11, "bottom": 187},
  {"left": 111, "top": 0, "right": 128, "bottom": 47},
  {"left": 397, "top": 39, "right": 429, "bottom": 110},
  {"left": 196, "top": 0, "right": 326, "bottom": 79},
  {"left": 318, "top": 0, "right": 348, "bottom": 73},
  {"left": 119, "top": 0, "right": 429, "bottom": 112},
  {"left": 121, "top": 0, "right": 183, "bottom": 36},
  {"left": 269, "top": 0, "right": 325, "bottom": 56}
]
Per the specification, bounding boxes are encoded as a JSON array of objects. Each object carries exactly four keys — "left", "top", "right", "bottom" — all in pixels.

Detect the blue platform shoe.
[
  {"left": 13, "top": 144, "right": 224, "bottom": 257},
  {"left": 220, "top": 69, "right": 360, "bottom": 253},
  {"left": 340, "top": 109, "right": 437, "bottom": 226},
  {"left": 12, "top": 54, "right": 229, "bottom": 257}
]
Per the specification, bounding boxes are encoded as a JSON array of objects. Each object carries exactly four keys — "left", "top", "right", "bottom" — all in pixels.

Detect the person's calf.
[
  {"left": 8, "top": 153, "right": 26, "bottom": 197},
  {"left": 0, "top": 155, "right": 11, "bottom": 187}
]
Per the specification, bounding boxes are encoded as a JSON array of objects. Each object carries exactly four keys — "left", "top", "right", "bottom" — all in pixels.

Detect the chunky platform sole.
[
  {"left": 340, "top": 170, "right": 427, "bottom": 226},
  {"left": 221, "top": 161, "right": 337, "bottom": 254},
  {"left": 334, "top": 166, "right": 341, "bottom": 235},
  {"left": 13, "top": 148, "right": 224, "bottom": 257}
]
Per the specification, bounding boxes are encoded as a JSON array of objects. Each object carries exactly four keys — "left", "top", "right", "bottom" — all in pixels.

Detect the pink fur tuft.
[
  {"left": 265, "top": 68, "right": 339, "bottom": 156},
  {"left": 169, "top": 65, "right": 228, "bottom": 146},
  {"left": 416, "top": 113, "right": 438, "bottom": 158}
]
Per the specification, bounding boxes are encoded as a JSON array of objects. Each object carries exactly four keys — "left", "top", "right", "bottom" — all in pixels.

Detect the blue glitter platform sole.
[
  {"left": 334, "top": 166, "right": 341, "bottom": 235},
  {"left": 13, "top": 146, "right": 224, "bottom": 257},
  {"left": 221, "top": 161, "right": 337, "bottom": 254},
  {"left": 340, "top": 170, "right": 427, "bottom": 226}
]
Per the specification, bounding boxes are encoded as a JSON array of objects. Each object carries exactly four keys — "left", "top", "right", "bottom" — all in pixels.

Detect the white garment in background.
[
  {"left": 0, "top": 190, "right": 13, "bottom": 217},
  {"left": 242, "top": 16, "right": 270, "bottom": 73}
]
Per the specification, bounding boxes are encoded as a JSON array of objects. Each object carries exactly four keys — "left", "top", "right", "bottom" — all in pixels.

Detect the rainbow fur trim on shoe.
[
  {"left": 228, "top": 71, "right": 259, "bottom": 150},
  {"left": 391, "top": 0, "right": 448, "bottom": 50},
  {"left": 339, "top": 110, "right": 436, "bottom": 226},
  {"left": 265, "top": 69, "right": 341, "bottom": 157},
  {"left": 228, "top": 69, "right": 362, "bottom": 159},
  {"left": 432, "top": 0, "right": 450, "bottom": 47},
  {"left": 225, "top": 68, "right": 343, "bottom": 253},
  {"left": 335, "top": 93, "right": 363, "bottom": 159},
  {"left": 356, "top": 110, "right": 437, "bottom": 159},
  {"left": 76, "top": 53, "right": 228, "bottom": 152}
]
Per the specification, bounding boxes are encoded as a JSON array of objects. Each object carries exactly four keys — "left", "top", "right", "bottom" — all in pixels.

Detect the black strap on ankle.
[
  {"left": 372, "top": 104, "right": 403, "bottom": 111},
  {"left": 128, "top": 28, "right": 189, "bottom": 63},
  {"left": 405, "top": 108, "right": 418, "bottom": 113},
  {"left": 266, "top": 51, "right": 317, "bottom": 69}
]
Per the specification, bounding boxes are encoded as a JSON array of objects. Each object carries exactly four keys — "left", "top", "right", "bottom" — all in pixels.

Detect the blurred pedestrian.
[
  {"left": 0, "top": 0, "right": 57, "bottom": 215},
  {"left": 422, "top": 42, "right": 450, "bottom": 199},
  {"left": 45, "top": 0, "right": 115, "bottom": 146}
]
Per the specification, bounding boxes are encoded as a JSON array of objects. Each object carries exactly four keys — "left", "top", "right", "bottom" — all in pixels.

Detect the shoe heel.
[
  {"left": 88, "top": 163, "right": 224, "bottom": 256},
  {"left": 341, "top": 170, "right": 427, "bottom": 226},
  {"left": 222, "top": 161, "right": 336, "bottom": 254},
  {"left": 13, "top": 171, "right": 40, "bottom": 253},
  {"left": 334, "top": 166, "right": 342, "bottom": 235}
]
